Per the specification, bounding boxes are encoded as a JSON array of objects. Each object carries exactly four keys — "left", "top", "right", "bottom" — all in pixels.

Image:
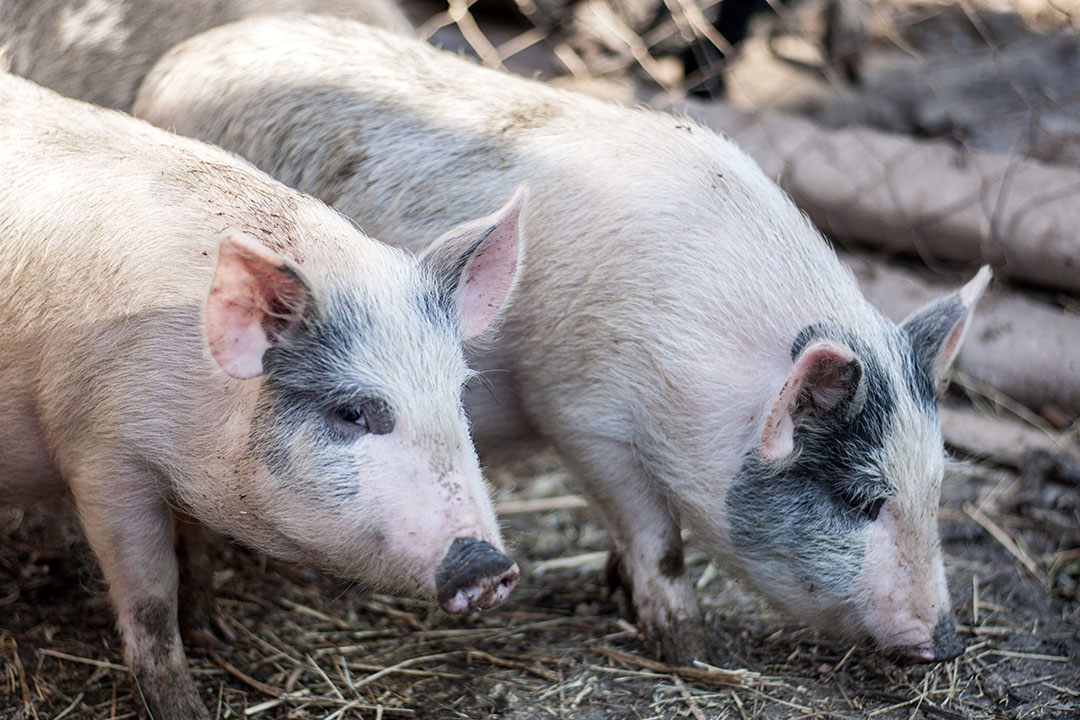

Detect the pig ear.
[
  {"left": 420, "top": 187, "right": 525, "bottom": 341},
  {"left": 762, "top": 341, "right": 867, "bottom": 461},
  {"left": 901, "top": 266, "right": 991, "bottom": 386},
  {"left": 205, "top": 230, "right": 310, "bottom": 379}
]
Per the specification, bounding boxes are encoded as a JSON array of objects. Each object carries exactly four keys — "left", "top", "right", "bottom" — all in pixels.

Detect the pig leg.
[
  {"left": 174, "top": 514, "right": 235, "bottom": 648},
  {"left": 561, "top": 436, "right": 706, "bottom": 664},
  {"left": 71, "top": 474, "right": 208, "bottom": 720}
]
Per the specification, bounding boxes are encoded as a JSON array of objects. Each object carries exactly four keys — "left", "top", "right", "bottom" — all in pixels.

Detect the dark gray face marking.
[
  {"left": 249, "top": 286, "right": 387, "bottom": 503},
  {"left": 727, "top": 324, "right": 903, "bottom": 597},
  {"left": 262, "top": 261, "right": 310, "bottom": 343},
  {"left": 426, "top": 225, "right": 494, "bottom": 295},
  {"left": 413, "top": 285, "right": 457, "bottom": 335},
  {"left": 415, "top": 222, "right": 501, "bottom": 338},
  {"left": 901, "top": 294, "right": 965, "bottom": 411}
]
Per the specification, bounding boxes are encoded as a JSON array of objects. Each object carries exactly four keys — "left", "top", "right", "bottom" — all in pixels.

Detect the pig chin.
[{"left": 851, "top": 505, "right": 949, "bottom": 659}]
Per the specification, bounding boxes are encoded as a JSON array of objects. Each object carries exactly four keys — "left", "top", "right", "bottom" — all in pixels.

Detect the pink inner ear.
[
  {"left": 934, "top": 266, "right": 990, "bottom": 379},
  {"left": 205, "top": 232, "right": 302, "bottom": 379},
  {"left": 933, "top": 314, "right": 968, "bottom": 379},
  {"left": 761, "top": 342, "right": 855, "bottom": 461},
  {"left": 459, "top": 189, "right": 524, "bottom": 340}
]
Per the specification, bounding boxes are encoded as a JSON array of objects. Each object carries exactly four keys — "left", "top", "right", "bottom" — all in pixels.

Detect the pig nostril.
[
  {"left": 931, "top": 616, "right": 964, "bottom": 661},
  {"left": 436, "top": 538, "right": 518, "bottom": 613}
]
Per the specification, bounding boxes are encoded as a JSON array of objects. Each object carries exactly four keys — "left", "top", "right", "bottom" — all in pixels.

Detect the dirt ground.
[
  {"left": 2, "top": 419, "right": 1078, "bottom": 719},
  {"left": 2, "top": 1, "right": 1079, "bottom": 718}
]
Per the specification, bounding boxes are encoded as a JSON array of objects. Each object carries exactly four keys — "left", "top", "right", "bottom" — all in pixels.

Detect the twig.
[
  {"left": 279, "top": 598, "right": 352, "bottom": 630},
  {"left": 12, "top": 640, "right": 39, "bottom": 720},
  {"left": 350, "top": 652, "right": 461, "bottom": 691},
  {"left": 209, "top": 650, "right": 283, "bottom": 698},
  {"left": 862, "top": 691, "right": 967, "bottom": 720},
  {"left": 987, "top": 649, "right": 1072, "bottom": 662},
  {"left": 972, "top": 574, "right": 980, "bottom": 625},
  {"left": 589, "top": 645, "right": 760, "bottom": 686},
  {"left": 52, "top": 692, "right": 84, "bottom": 720},
  {"left": 963, "top": 503, "right": 1049, "bottom": 587},
  {"left": 532, "top": 551, "right": 608, "bottom": 574},
  {"left": 467, "top": 649, "right": 561, "bottom": 682},
  {"left": 494, "top": 495, "right": 588, "bottom": 515},
  {"left": 957, "top": 624, "right": 1013, "bottom": 638},
  {"left": 308, "top": 654, "right": 345, "bottom": 701},
  {"left": 671, "top": 675, "right": 707, "bottom": 720},
  {"left": 39, "top": 649, "right": 127, "bottom": 672},
  {"left": 447, "top": 0, "right": 503, "bottom": 69}
]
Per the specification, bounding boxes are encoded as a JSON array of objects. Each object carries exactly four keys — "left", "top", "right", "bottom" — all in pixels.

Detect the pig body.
[
  {"left": 0, "top": 0, "right": 410, "bottom": 111},
  {"left": 1, "top": 71, "right": 521, "bottom": 719},
  {"left": 135, "top": 15, "right": 987, "bottom": 663}
]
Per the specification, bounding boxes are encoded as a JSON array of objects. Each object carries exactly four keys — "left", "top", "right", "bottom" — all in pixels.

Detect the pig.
[
  {"left": 0, "top": 0, "right": 411, "bottom": 111},
  {"left": 134, "top": 13, "right": 989, "bottom": 665},
  {"left": 0, "top": 70, "right": 523, "bottom": 720}
]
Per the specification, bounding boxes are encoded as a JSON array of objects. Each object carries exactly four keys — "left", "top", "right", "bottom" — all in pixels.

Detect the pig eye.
[
  {"left": 336, "top": 405, "right": 369, "bottom": 429},
  {"left": 839, "top": 490, "right": 886, "bottom": 521},
  {"left": 332, "top": 398, "right": 395, "bottom": 436},
  {"left": 862, "top": 497, "right": 885, "bottom": 521}
]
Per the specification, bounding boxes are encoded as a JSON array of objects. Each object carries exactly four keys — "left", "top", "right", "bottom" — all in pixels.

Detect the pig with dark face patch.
[
  {"left": 0, "top": 71, "right": 521, "bottom": 720},
  {"left": 134, "top": 15, "right": 989, "bottom": 665}
]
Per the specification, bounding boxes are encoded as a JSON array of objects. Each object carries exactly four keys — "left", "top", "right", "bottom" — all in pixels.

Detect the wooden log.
[
  {"left": 939, "top": 404, "right": 1078, "bottom": 469},
  {"left": 668, "top": 99, "right": 1080, "bottom": 295},
  {"left": 844, "top": 252, "right": 1080, "bottom": 420}
]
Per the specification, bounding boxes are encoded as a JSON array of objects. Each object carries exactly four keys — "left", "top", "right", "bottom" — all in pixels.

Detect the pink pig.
[{"left": 0, "top": 71, "right": 521, "bottom": 719}]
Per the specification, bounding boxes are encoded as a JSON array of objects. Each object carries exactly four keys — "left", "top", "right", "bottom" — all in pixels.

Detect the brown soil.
[{"left": 2, "top": 429, "right": 1077, "bottom": 719}]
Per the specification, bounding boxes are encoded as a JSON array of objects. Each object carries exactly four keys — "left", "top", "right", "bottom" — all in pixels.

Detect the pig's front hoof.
[
  {"left": 181, "top": 615, "right": 237, "bottom": 650},
  {"left": 436, "top": 537, "right": 519, "bottom": 614},
  {"left": 641, "top": 618, "right": 709, "bottom": 667}
]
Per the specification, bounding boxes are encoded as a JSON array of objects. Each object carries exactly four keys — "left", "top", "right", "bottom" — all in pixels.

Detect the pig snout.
[
  {"left": 435, "top": 537, "right": 519, "bottom": 614},
  {"left": 893, "top": 616, "right": 964, "bottom": 664}
]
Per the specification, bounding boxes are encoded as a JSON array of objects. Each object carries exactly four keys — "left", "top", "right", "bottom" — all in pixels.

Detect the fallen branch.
[
  {"left": 667, "top": 99, "right": 1080, "bottom": 296},
  {"left": 846, "top": 252, "right": 1080, "bottom": 418}
]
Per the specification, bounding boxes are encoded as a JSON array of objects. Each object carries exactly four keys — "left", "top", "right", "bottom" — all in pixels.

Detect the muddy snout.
[
  {"left": 435, "top": 538, "right": 519, "bottom": 614},
  {"left": 895, "top": 616, "right": 965, "bottom": 664}
]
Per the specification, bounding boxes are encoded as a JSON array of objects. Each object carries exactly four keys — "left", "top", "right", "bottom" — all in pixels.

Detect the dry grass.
[
  {"left": 2, "top": 423, "right": 1078, "bottom": 719},
  {"left": 2, "top": 1, "right": 1079, "bottom": 718}
]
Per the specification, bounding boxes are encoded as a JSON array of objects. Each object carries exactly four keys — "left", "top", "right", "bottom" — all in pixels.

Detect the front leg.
[
  {"left": 71, "top": 473, "right": 209, "bottom": 720},
  {"left": 174, "top": 514, "right": 235, "bottom": 649},
  {"left": 560, "top": 435, "right": 706, "bottom": 665}
]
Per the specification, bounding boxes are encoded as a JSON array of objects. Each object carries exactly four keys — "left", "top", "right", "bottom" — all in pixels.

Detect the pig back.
[
  {"left": 0, "top": 71, "right": 340, "bottom": 502},
  {"left": 0, "top": 0, "right": 412, "bottom": 111},
  {"left": 133, "top": 16, "right": 882, "bottom": 454}
]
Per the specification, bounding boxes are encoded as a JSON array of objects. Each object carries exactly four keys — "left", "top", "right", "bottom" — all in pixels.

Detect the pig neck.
[
  {"left": 321, "top": 87, "right": 890, "bottom": 558},
  {"left": 166, "top": 378, "right": 284, "bottom": 549}
]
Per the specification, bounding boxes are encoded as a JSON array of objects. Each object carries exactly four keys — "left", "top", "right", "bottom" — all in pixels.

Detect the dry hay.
[
  {"left": 2, "top": 1, "right": 1079, "bottom": 718},
  {"left": 2, "top": 410, "right": 1078, "bottom": 719}
]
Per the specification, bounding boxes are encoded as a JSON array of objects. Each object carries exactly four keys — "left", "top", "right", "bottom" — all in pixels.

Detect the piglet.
[
  {"left": 135, "top": 14, "right": 988, "bottom": 665},
  {"left": 0, "top": 71, "right": 521, "bottom": 719}
]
